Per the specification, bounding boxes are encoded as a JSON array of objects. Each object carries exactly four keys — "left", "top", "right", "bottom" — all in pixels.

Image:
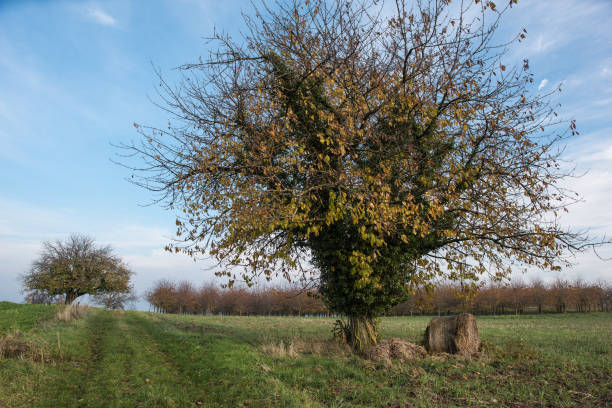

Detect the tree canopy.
[
  {"left": 22, "top": 235, "right": 134, "bottom": 304},
  {"left": 123, "top": 0, "right": 603, "bottom": 349}
]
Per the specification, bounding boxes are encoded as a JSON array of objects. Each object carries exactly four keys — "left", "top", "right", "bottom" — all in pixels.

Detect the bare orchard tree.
[
  {"left": 91, "top": 289, "right": 139, "bottom": 310},
  {"left": 121, "top": 0, "right": 606, "bottom": 350}
]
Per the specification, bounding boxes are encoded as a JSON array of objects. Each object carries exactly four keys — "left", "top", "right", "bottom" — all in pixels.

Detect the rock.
[{"left": 424, "top": 313, "right": 480, "bottom": 355}]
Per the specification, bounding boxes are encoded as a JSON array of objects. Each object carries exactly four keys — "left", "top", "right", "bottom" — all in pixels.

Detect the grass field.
[{"left": 0, "top": 304, "right": 610, "bottom": 407}]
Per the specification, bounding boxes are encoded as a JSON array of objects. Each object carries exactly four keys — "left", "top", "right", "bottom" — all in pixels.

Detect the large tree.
[
  {"left": 123, "top": 0, "right": 602, "bottom": 350},
  {"left": 22, "top": 235, "right": 133, "bottom": 304}
]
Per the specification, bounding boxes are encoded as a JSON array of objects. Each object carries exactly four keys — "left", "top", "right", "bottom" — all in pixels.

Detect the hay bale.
[
  {"left": 362, "top": 338, "right": 426, "bottom": 364},
  {"left": 424, "top": 313, "right": 480, "bottom": 355}
]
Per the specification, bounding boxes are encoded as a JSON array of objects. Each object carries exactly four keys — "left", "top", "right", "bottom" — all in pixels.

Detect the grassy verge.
[{"left": 0, "top": 305, "right": 610, "bottom": 407}]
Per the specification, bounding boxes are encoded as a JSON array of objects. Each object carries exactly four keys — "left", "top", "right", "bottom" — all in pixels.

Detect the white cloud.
[
  {"left": 537, "top": 78, "right": 548, "bottom": 91},
  {"left": 577, "top": 146, "right": 612, "bottom": 163},
  {"left": 88, "top": 7, "right": 117, "bottom": 26},
  {"left": 566, "top": 127, "right": 612, "bottom": 163},
  {"left": 503, "top": 127, "right": 612, "bottom": 285},
  {"left": 561, "top": 169, "right": 612, "bottom": 232},
  {"left": 511, "top": 164, "right": 612, "bottom": 285}
]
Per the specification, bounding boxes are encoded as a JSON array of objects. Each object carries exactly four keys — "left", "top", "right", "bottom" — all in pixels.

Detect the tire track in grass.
[
  {"left": 118, "top": 312, "right": 211, "bottom": 407},
  {"left": 36, "top": 311, "right": 121, "bottom": 407},
  {"left": 81, "top": 311, "right": 201, "bottom": 408},
  {"left": 129, "top": 313, "right": 324, "bottom": 407},
  {"left": 123, "top": 313, "right": 220, "bottom": 405},
  {"left": 30, "top": 310, "right": 106, "bottom": 407},
  {"left": 35, "top": 310, "right": 199, "bottom": 407},
  {"left": 75, "top": 314, "right": 105, "bottom": 404}
]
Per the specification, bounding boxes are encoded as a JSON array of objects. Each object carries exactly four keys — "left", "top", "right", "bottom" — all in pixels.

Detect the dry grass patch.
[
  {"left": 0, "top": 331, "right": 52, "bottom": 362},
  {"left": 56, "top": 303, "right": 89, "bottom": 322},
  {"left": 260, "top": 339, "right": 351, "bottom": 359},
  {"left": 261, "top": 340, "right": 299, "bottom": 358},
  {"left": 0, "top": 332, "right": 30, "bottom": 358}
]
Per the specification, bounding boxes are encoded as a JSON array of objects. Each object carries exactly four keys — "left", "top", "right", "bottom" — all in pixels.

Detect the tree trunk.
[
  {"left": 65, "top": 292, "right": 78, "bottom": 304},
  {"left": 343, "top": 315, "right": 379, "bottom": 352}
]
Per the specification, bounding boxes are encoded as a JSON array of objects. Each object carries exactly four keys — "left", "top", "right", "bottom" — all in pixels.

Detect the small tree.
[
  {"left": 22, "top": 234, "right": 133, "bottom": 304},
  {"left": 92, "top": 289, "right": 138, "bottom": 310},
  {"left": 123, "top": 0, "right": 605, "bottom": 350},
  {"left": 25, "top": 289, "right": 62, "bottom": 305}
]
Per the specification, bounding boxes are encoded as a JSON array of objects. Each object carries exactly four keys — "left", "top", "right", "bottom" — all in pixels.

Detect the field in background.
[{"left": 0, "top": 304, "right": 610, "bottom": 407}]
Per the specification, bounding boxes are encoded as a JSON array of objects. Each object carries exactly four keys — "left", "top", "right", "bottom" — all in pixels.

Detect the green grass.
[
  {"left": 0, "top": 306, "right": 610, "bottom": 407},
  {"left": 0, "top": 301, "right": 57, "bottom": 335}
]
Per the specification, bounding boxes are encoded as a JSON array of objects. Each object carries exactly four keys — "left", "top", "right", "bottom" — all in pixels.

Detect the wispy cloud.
[
  {"left": 531, "top": 35, "right": 558, "bottom": 54},
  {"left": 88, "top": 7, "right": 116, "bottom": 26},
  {"left": 505, "top": 0, "right": 609, "bottom": 60},
  {"left": 537, "top": 78, "right": 548, "bottom": 91}
]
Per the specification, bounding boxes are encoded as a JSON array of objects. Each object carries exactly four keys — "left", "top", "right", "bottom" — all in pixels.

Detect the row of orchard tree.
[
  {"left": 392, "top": 279, "right": 612, "bottom": 316},
  {"left": 147, "top": 278, "right": 612, "bottom": 316},
  {"left": 146, "top": 280, "right": 327, "bottom": 316}
]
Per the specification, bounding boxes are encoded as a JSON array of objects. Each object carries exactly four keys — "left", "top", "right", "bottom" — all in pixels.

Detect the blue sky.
[{"left": 0, "top": 0, "right": 611, "bottom": 308}]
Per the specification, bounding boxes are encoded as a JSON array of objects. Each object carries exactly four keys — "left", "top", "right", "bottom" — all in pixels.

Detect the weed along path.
[{"left": 1, "top": 305, "right": 611, "bottom": 407}]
